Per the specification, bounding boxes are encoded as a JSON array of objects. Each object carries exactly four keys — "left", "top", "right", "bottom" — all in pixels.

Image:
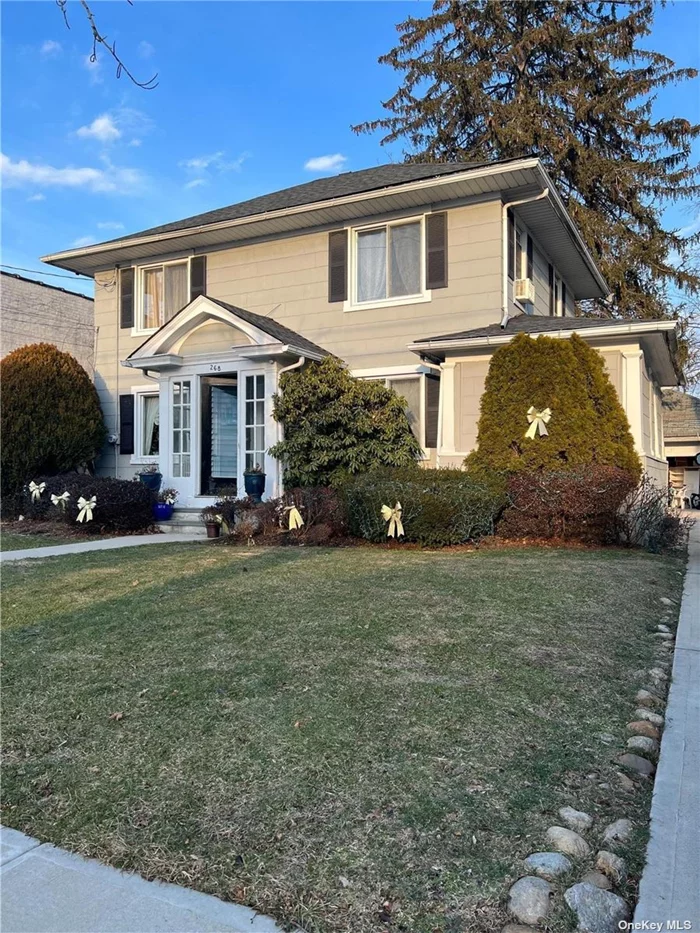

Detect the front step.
[{"left": 156, "top": 507, "right": 207, "bottom": 536}]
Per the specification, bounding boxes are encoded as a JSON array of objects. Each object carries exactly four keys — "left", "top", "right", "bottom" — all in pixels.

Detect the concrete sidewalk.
[
  {"left": 635, "top": 520, "right": 700, "bottom": 930},
  {"left": 0, "top": 827, "right": 285, "bottom": 933},
  {"left": 0, "top": 533, "right": 201, "bottom": 563}
]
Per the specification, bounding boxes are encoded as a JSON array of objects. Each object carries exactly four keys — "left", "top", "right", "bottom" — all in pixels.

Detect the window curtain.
[
  {"left": 357, "top": 228, "right": 387, "bottom": 302},
  {"left": 142, "top": 395, "right": 159, "bottom": 456},
  {"left": 389, "top": 223, "right": 421, "bottom": 297},
  {"left": 164, "top": 263, "right": 188, "bottom": 323},
  {"left": 388, "top": 377, "right": 422, "bottom": 442},
  {"left": 143, "top": 268, "right": 163, "bottom": 329}
]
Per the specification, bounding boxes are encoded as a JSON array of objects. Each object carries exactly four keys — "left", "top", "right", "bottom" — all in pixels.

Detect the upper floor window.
[
  {"left": 139, "top": 259, "right": 190, "bottom": 331},
  {"left": 351, "top": 217, "right": 427, "bottom": 309}
]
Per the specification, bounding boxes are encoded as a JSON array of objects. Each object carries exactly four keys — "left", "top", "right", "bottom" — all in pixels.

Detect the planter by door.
[
  {"left": 244, "top": 472, "right": 266, "bottom": 503},
  {"left": 206, "top": 522, "right": 220, "bottom": 538},
  {"left": 139, "top": 472, "right": 163, "bottom": 493},
  {"left": 152, "top": 502, "right": 174, "bottom": 521}
]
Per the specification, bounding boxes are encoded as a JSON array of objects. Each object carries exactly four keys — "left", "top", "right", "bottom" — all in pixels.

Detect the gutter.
[{"left": 500, "top": 187, "right": 550, "bottom": 327}]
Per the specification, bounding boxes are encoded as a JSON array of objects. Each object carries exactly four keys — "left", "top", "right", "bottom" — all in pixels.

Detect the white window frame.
[
  {"left": 133, "top": 257, "right": 191, "bottom": 336},
  {"left": 130, "top": 385, "right": 161, "bottom": 465},
  {"left": 345, "top": 214, "right": 431, "bottom": 312}
]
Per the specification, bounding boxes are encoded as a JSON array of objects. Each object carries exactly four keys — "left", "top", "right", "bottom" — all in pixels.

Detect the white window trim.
[
  {"left": 130, "top": 384, "right": 160, "bottom": 465},
  {"left": 131, "top": 257, "right": 191, "bottom": 338},
  {"left": 344, "top": 214, "right": 432, "bottom": 313},
  {"left": 355, "top": 370, "right": 439, "bottom": 458}
]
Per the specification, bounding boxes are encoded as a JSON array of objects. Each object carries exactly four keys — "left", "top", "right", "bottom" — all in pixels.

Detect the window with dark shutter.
[
  {"left": 190, "top": 255, "right": 207, "bottom": 301},
  {"left": 526, "top": 235, "right": 534, "bottom": 280},
  {"left": 507, "top": 211, "right": 515, "bottom": 280},
  {"left": 119, "top": 394, "right": 135, "bottom": 455},
  {"left": 425, "top": 374, "right": 440, "bottom": 448},
  {"left": 120, "top": 268, "right": 134, "bottom": 329},
  {"left": 328, "top": 230, "right": 348, "bottom": 302},
  {"left": 548, "top": 264, "right": 555, "bottom": 316},
  {"left": 426, "top": 212, "right": 448, "bottom": 289}
]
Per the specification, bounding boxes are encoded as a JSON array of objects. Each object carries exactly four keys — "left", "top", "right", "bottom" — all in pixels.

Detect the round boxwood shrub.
[
  {"left": 270, "top": 356, "right": 422, "bottom": 487},
  {"left": 465, "top": 333, "right": 640, "bottom": 480},
  {"left": 1, "top": 343, "right": 106, "bottom": 496}
]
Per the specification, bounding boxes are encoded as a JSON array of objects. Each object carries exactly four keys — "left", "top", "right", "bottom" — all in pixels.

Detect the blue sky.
[{"left": 2, "top": 1, "right": 699, "bottom": 299}]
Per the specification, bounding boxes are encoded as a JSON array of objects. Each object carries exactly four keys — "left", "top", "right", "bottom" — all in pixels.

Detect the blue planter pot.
[
  {"left": 152, "top": 502, "right": 174, "bottom": 521},
  {"left": 244, "top": 472, "right": 266, "bottom": 503},
  {"left": 139, "top": 472, "right": 162, "bottom": 493}
]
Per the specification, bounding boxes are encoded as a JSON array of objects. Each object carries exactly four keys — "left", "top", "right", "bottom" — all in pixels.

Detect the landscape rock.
[
  {"left": 558, "top": 806, "right": 594, "bottom": 833},
  {"left": 508, "top": 876, "right": 553, "bottom": 925},
  {"left": 626, "top": 735, "right": 659, "bottom": 758},
  {"left": 618, "top": 753, "right": 655, "bottom": 777},
  {"left": 564, "top": 882, "right": 630, "bottom": 932},
  {"left": 635, "top": 689, "right": 664, "bottom": 709},
  {"left": 602, "top": 818, "right": 633, "bottom": 847},
  {"left": 596, "top": 850, "right": 628, "bottom": 884},
  {"left": 524, "top": 851, "right": 572, "bottom": 880},
  {"left": 545, "top": 826, "right": 591, "bottom": 858},
  {"left": 581, "top": 870, "right": 612, "bottom": 891},
  {"left": 627, "top": 720, "right": 660, "bottom": 740},
  {"left": 655, "top": 623, "right": 671, "bottom": 633},
  {"left": 634, "top": 708, "right": 664, "bottom": 726},
  {"left": 660, "top": 596, "right": 673, "bottom": 606},
  {"left": 649, "top": 667, "right": 668, "bottom": 683},
  {"left": 653, "top": 631, "right": 673, "bottom": 641},
  {"left": 615, "top": 771, "right": 636, "bottom": 792}
]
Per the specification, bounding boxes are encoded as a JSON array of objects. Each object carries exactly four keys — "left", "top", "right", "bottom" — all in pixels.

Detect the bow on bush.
[
  {"left": 285, "top": 505, "right": 304, "bottom": 531},
  {"left": 29, "top": 481, "right": 46, "bottom": 502},
  {"left": 525, "top": 406, "right": 552, "bottom": 440},
  {"left": 77, "top": 496, "right": 97, "bottom": 523},
  {"left": 51, "top": 491, "right": 71, "bottom": 511},
  {"left": 381, "top": 502, "right": 404, "bottom": 538}
]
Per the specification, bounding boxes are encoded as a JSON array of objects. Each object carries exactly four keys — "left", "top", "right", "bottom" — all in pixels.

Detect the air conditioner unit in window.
[{"left": 514, "top": 278, "right": 536, "bottom": 306}]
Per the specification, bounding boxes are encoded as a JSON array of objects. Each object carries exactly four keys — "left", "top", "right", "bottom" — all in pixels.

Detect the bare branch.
[{"left": 55, "top": 0, "right": 158, "bottom": 90}]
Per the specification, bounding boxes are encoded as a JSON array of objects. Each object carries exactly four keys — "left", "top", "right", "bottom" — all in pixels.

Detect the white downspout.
[
  {"left": 273, "top": 355, "right": 305, "bottom": 495},
  {"left": 501, "top": 188, "right": 549, "bottom": 328}
]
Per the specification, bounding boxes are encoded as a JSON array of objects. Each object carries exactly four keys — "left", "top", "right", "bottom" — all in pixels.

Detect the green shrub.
[
  {"left": 22, "top": 474, "right": 153, "bottom": 533},
  {"left": 1, "top": 343, "right": 106, "bottom": 497},
  {"left": 270, "top": 357, "right": 422, "bottom": 487},
  {"left": 465, "top": 333, "right": 640, "bottom": 480},
  {"left": 342, "top": 467, "right": 506, "bottom": 546}
]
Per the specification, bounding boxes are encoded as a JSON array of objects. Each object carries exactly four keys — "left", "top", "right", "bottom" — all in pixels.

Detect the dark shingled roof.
[
  {"left": 418, "top": 312, "right": 625, "bottom": 343},
  {"left": 206, "top": 297, "right": 331, "bottom": 358},
  {"left": 102, "top": 161, "right": 509, "bottom": 246},
  {"left": 662, "top": 389, "right": 700, "bottom": 438}
]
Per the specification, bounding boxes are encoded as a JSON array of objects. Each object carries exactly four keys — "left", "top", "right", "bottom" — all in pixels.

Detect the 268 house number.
[{"left": 209, "top": 364, "right": 222, "bottom": 372}]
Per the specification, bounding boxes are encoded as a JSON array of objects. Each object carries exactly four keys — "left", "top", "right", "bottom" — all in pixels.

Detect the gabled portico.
[{"left": 122, "top": 295, "right": 328, "bottom": 506}]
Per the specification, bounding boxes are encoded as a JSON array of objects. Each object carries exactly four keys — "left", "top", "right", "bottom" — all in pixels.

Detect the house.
[
  {"left": 663, "top": 389, "right": 700, "bottom": 506},
  {"left": 41, "top": 158, "right": 680, "bottom": 509},
  {"left": 0, "top": 271, "right": 95, "bottom": 372}
]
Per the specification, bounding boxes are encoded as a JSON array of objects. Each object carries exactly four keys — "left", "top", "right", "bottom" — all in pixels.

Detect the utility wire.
[{"left": 1, "top": 264, "right": 92, "bottom": 281}]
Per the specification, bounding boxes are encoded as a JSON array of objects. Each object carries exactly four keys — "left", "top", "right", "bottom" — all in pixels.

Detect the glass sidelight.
[
  {"left": 172, "top": 380, "right": 191, "bottom": 478},
  {"left": 244, "top": 374, "right": 266, "bottom": 471}
]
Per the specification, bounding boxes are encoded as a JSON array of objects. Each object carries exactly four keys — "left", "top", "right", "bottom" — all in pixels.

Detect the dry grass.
[{"left": 1, "top": 542, "right": 684, "bottom": 932}]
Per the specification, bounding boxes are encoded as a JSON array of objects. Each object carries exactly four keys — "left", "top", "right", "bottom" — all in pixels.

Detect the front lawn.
[
  {"left": 1, "top": 544, "right": 683, "bottom": 931},
  {"left": 1, "top": 531, "right": 72, "bottom": 551}
]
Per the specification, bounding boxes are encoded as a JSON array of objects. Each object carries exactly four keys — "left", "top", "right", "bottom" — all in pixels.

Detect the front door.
[{"left": 200, "top": 375, "right": 239, "bottom": 496}]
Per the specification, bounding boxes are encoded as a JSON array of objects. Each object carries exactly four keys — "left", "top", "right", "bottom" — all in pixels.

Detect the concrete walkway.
[
  {"left": 0, "top": 533, "right": 202, "bottom": 563},
  {"left": 635, "top": 519, "right": 700, "bottom": 930},
  {"left": 0, "top": 827, "right": 285, "bottom": 933}
]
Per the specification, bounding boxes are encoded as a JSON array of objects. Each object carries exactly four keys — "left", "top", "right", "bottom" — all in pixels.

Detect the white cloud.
[
  {"left": 72, "top": 235, "right": 96, "bottom": 248},
  {"left": 129, "top": 138, "right": 142, "bottom": 147},
  {"left": 180, "top": 151, "right": 225, "bottom": 172},
  {"left": 27, "top": 193, "right": 46, "bottom": 202},
  {"left": 40, "top": 40, "right": 62, "bottom": 57},
  {"left": 76, "top": 114, "right": 121, "bottom": 143},
  {"left": 96, "top": 221, "right": 125, "bottom": 230},
  {"left": 179, "top": 151, "right": 249, "bottom": 189},
  {"left": 184, "top": 178, "right": 207, "bottom": 190},
  {"left": 1, "top": 153, "right": 143, "bottom": 195},
  {"left": 138, "top": 41, "right": 155, "bottom": 59},
  {"left": 678, "top": 213, "right": 700, "bottom": 239},
  {"left": 83, "top": 54, "right": 102, "bottom": 84},
  {"left": 304, "top": 153, "right": 347, "bottom": 173}
]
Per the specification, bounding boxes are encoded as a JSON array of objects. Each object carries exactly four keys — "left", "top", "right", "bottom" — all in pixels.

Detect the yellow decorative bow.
[
  {"left": 76, "top": 495, "right": 97, "bottom": 523},
  {"left": 286, "top": 505, "right": 304, "bottom": 531},
  {"left": 525, "top": 406, "right": 552, "bottom": 440},
  {"left": 51, "top": 491, "right": 71, "bottom": 510},
  {"left": 381, "top": 501, "right": 404, "bottom": 538},
  {"left": 29, "top": 481, "right": 46, "bottom": 502}
]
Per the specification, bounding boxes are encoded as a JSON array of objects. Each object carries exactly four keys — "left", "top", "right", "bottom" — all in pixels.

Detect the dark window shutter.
[
  {"left": 190, "top": 255, "right": 207, "bottom": 301},
  {"left": 426, "top": 212, "right": 448, "bottom": 289},
  {"left": 120, "top": 268, "right": 134, "bottom": 329},
  {"left": 548, "top": 264, "right": 555, "bottom": 316},
  {"left": 526, "top": 235, "right": 534, "bottom": 280},
  {"left": 119, "top": 394, "right": 135, "bottom": 455},
  {"left": 507, "top": 211, "right": 515, "bottom": 280},
  {"left": 561, "top": 281, "right": 567, "bottom": 313},
  {"left": 328, "top": 230, "right": 348, "bottom": 302},
  {"left": 425, "top": 374, "right": 440, "bottom": 448}
]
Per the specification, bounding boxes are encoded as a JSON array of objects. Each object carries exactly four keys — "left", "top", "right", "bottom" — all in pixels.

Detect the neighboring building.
[
  {"left": 41, "top": 158, "right": 680, "bottom": 506},
  {"left": 663, "top": 389, "right": 700, "bottom": 504},
  {"left": 0, "top": 271, "right": 95, "bottom": 372}
]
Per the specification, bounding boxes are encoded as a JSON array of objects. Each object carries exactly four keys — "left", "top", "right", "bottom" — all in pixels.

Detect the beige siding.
[
  {"left": 179, "top": 322, "right": 252, "bottom": 356},
  {"left": 454, "top": 359, "right": 490, "bottom": 454},
  {"left": 599, "top": 350, "right": 622, "bottom": 396}
]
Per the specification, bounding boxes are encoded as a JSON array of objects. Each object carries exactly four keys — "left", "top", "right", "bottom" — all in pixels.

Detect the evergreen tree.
[{"left": 354, "top": 1, "right": 700, "bottom": 321}]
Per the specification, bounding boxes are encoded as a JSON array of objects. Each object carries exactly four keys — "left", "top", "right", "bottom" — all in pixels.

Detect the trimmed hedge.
[
  {"left": 342, "top": 467, "right": 506, "bottom": 546},
  {"left": 22, "top": 474, "right": 154, "bottom": 533},
  {"left": 1, "top": 343, "right": 106, "bottom": 497},
  {"left": 498, "top": 466, "right": 637, "bottom": 542}
]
